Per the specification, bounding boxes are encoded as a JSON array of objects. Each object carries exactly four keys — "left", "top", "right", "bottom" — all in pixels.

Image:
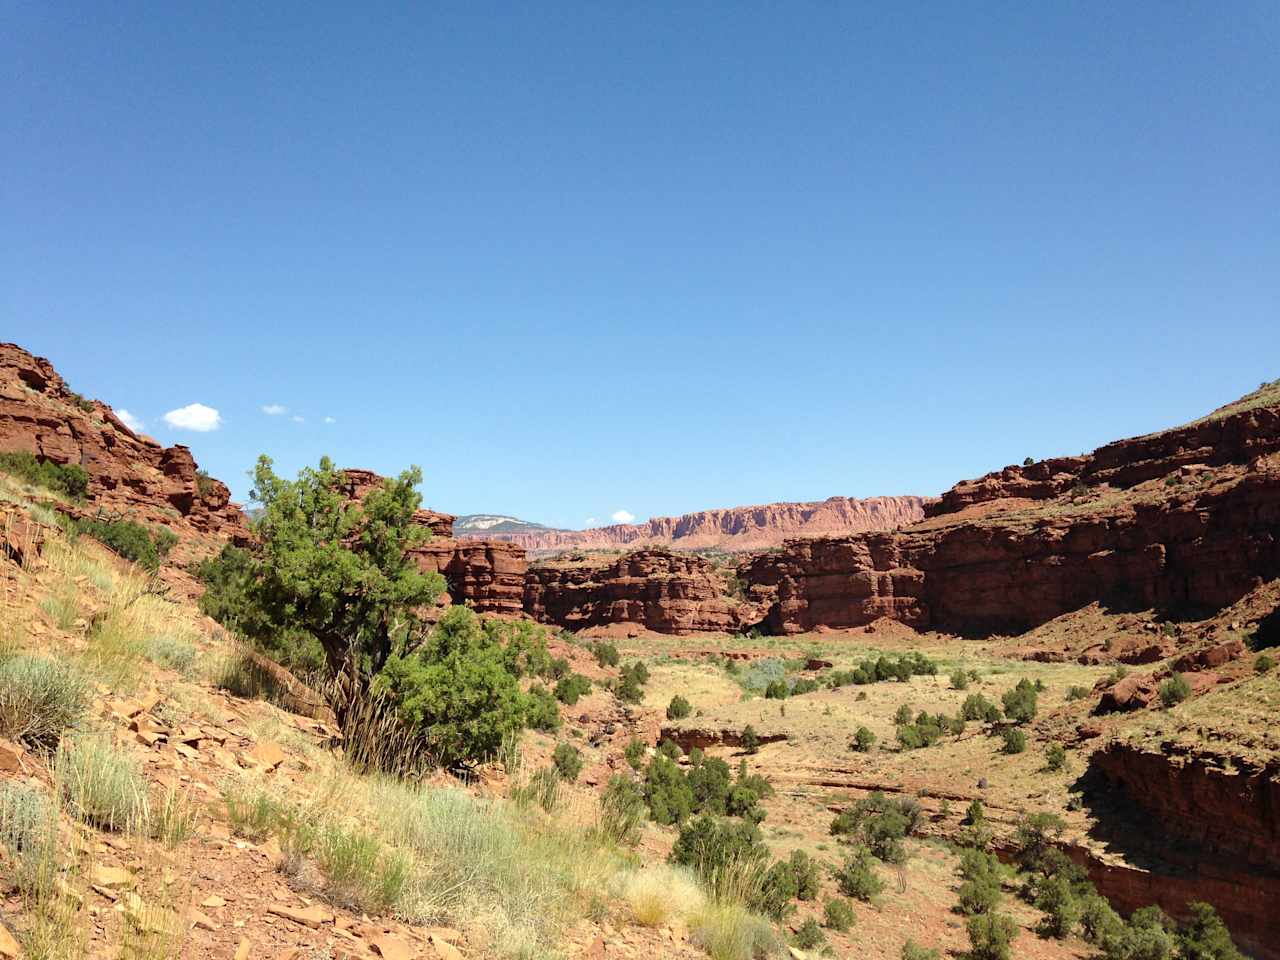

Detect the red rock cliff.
[
  {"left": 464, "top": 495, "right": 929, "bottom": 554},
  {"left": 524, "top": 550, "right": 762, "bottom": 634},
  {"left": 0, "top": 342, "right": 249, "bottom": 547}
]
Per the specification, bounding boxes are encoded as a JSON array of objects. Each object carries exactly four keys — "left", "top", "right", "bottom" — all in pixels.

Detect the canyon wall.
[
  {"left": 0, "top": 342, "right": 249, "bottom": 547},
  {"left": 462, "top": 495, "right": 929, "bottom": 553},
  {"left": 524, "top": 550, "right": 761, "bottom": 634}
]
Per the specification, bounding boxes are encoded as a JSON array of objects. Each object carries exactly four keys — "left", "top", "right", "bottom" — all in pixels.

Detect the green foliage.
[
  {"left": 764, "top": 679, "right": 789, "bottom": 700},
  {"left": 552, "top": 741, "right": 583, "bottom": 782},
  {"left": 1101, "top": 906, "right": 1176, "bottom": 960},
  {"left": 375, "top": 605, "right": 531, "bottom": 767},
  {"left": 0, "top": 654, "right": 89, "bottom": 752},
  {"left": 623, "top": 737, "right": 646, "bottom": 769},
  {"left": 833, "top": 845, "right": 884, "bottom": 901},
  {"left": 1000, "top": 727, "right": 1027, "bottom": 754},
  {"left": 615, "top": 661, "right": 649, "bottom": 703},
  {"left": 0, "top": 781, "right": 61, "bottom": 896},
  {"left": 967, "top": 912, "right": 1018, "bottom": 960},
  {"left": 657, "top": 738, "right": 683, "bottom": 760},
  {"left": 950, "top": 669, "right": 970, "bottom": 690},
  {"left": 741, "top": 724, "right": 760, "bottom": 754},
  {"left": 56, "top": 734, "right": 149, "bottom": 833},
  {"left": 902, "top": 942, "right": 941, "bottom": 960},
  {"left": 823, "top": 897, "right": 856, "bottom": 932},
  {"left": 961, "top": 693, "right": 1003, "bottom": 723},
  {"left": 1176, "top": 901, "right": 1245, "bottom": 960},
  {"left": 554, "top": 672, "right": 592, "bottom": 705},
  {"left": 195, "top": 468, "right": 215, "bottom": 498},
  {"left": 1012, "top": 812, "right": 1065, "bottom": 873},
  {"left": 793, "top": 918, "right": 826, "bottom": 950},
  {"left": 1034, "top": 872, "right": 1081, "bottom": 938},
  {"left": 789, "top": 849, "right": 820, "bottom": 900},
  {"left": 1001, "top": 679, "right": 1038, "bottom": 724},
  {"left": 0, "top": 452, "right": 89, "bottom": 500},
  {"left": 1079, "top": 893, "right": 1124, "bottom": 944},
  {"left": 1066, "top": 684, "right": 1092, "bottom": 701},
  {"left": 314, "top": 823, "right": 409, "bottom": 914},
  {"left": 1255, "top": 653, "right": 1275, "bottom": 673},
  {"left": 72, "top": 516, "right": 176, "bottom": 571},
  {"left": 666, "top": 694, "right": 692, "bottom": 720},
  {"left": 523, "top": 683, "right": 562, "bottom": 732},
  {"left": 893, "top": 703, "right": 915, "bottom": 726},
  {"left": 957, "top": 849, "right": 1003, "bottom": 915},
  {"left": 830, "top": 791, "right": 920, "bottom": 862},
  {"left": 850, "top": 726, "right": 876, "bottom": 752},
  {"left": 645, "top": 755, "right": 695, "bottom": 825},
  {"left": 512, "top": 766, "right": 561, "bottom": 813},
  {"left": 591, "top": 641, "right": 620, "bottom": 667},
  {"left": 669, "top": 814, "right": 766, "bottom": 891},
  {"left": 1159, "top": 672, "right": 1192, "bottom": 707},
  {"left": 597, "top": 774, "right": 646, "bottom": 846},
  {"left": 1045, "top": 742, "right": 1068, "bottom": 771}
]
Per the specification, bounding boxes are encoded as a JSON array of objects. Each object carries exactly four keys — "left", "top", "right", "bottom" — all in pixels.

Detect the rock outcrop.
[
  {"left": 743, "top": 412, "right": 1280, "bottom": 636},
  {"left": 0, "top": 343, "right": 249, "bottom": 547},
  {"left": 1088, "top": 742, "right": 1280, "bottom": 960},
  {"left": 524, "top": 550, "right": 762, "bottom": 634},
  {"left": 463, "top": 495, "right": 929, "bottom": 554},
  {"left": 337, "top": 467, "right": 456, "bottom": 538}
]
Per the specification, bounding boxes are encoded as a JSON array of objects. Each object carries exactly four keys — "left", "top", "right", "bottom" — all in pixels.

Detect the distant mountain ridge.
[{"left": 456, "top": 495, "right": 930, "bottom": 554}]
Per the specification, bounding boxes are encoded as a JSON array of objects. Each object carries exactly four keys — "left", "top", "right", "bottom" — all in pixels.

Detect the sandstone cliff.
[
  {"left": 461, "top": 495, "right": 929, "bottom": 554},
  {"left": 0, "top": 343, "right": 249, "bottom": 550}
]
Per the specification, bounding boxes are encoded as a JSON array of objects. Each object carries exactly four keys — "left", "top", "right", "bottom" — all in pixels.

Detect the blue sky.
[{"left": 5, "top": 3, "right": 1277, "bottom": 529}]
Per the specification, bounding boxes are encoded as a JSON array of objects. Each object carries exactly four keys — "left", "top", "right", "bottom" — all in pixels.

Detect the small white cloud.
[
  {"left": 585, "top": 517, "right": 598, "bottom": 525},
  {"left": 261, "top": 404, "right": 287, "bottom": 416},
  {"left": 610, "top": 509, "right": 636, "bottom": 524},
  {"left": 291, "top": 415, "right": 305, "bottom": 423},
  {"left": 163, "top": 403, "right": 221, "bottom": 432},
  {"left": 116, "top": 409, "right": 144, "bottom": 432},
  {"left": 323, "top": 416, "right": 336, "bottom": 424}
]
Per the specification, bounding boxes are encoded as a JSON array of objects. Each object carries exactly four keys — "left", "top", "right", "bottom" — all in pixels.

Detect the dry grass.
[{"left": 622, "top": 864, "right": 704, "bottom": 926}]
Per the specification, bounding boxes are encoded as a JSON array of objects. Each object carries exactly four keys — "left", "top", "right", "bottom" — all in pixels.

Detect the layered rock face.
[
  {"left": 464, "top": 495, "right": 928, "bottom": 554},
  {"left": 744, "top": 407, "right": 1280, "bottom": 635},
  {"left": 1088, "top": 743, "right": 1280, "bottom": 960},
  {"left": 524, "top": 550, "right": 761, "bottom": 634},
  {"left": 339, "top": 467, "right": 526, "bottom": 617},
  {"left": 0, "top": 343, "right": 249, "bottom": 545}
]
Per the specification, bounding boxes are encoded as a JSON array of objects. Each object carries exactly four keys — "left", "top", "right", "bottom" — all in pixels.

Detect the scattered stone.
[
  {"left": 0, "top": 739, "right": 26, "bottom": 775},
  {"left": 234, "top": 937, "right": 252, "bottom": 960},
  {"left": 0, "top": 922, "right": 21, "bottom": 958},
  {"left": 201, "top": 894, "right": 227, "bottom": 908},
  {"left": 250, "top": 740, "right": 287, "bottom": 770},
  {"left": 267, "top": 902, "right": 332, "bottom": 928},
  {"left": 370, "top": 935, "right": 413, "bottom": 960}
]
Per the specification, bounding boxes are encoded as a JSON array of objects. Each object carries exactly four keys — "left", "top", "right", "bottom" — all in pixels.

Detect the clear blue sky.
[{"left": 5, "top": 3, "right": 1277, "bottom": 528}]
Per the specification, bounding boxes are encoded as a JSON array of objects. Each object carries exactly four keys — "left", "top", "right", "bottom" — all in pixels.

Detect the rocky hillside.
[{"left": 465, "top": 495, "right": 930, "bottom": 554}]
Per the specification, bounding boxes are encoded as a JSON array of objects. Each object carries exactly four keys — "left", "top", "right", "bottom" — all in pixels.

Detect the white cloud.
[
  {"left": 610, "top": 509, "right": 636, "bottom": 524},
  {"left": 163, "top": 403, "right": 221, "bottom": 432},
  {"left": 585, "top": 517, "right": 598, "bottom": 525},
  {"left": 323, "top": 416, "right": 336, "bottom": 424},
  {"left": 261, "top": 404, "right": 287, "bottom": 416},
  {"left": 291, "top": 415, "right": 305, "bottom": 423},
  {"left": 116, "top": 409, "right": 144, "bottom": 432}
]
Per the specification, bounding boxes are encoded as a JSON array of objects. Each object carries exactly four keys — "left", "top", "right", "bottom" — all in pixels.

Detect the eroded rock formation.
[
  {"left": 463, "top": 495, "right": 929, "bottom": 554},
  {"left": 0, "top": 343, "right": 249, "bottom": 547},
  {"left": 524, "top": 550, "right": 763, "bottom": 634}
]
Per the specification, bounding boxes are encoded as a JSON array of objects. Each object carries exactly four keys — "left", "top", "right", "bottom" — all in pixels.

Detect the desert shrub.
[
  {"left": 793, "top": 918, "right": 826, "bottom": 950},
  {"left": 950, "top": 669, "right": 969, "bottom": 690},
  {"left": 645, "top": 755, "right": 695, "bottom": 825},
  {"left": 56, "top": 734, "right": 149, "bottom": 833},
  {"left": 669, "top": 814, "right": 768, "bottom": 897},
  {"left": 902, "top": 942, "right": 941, "bottom": 960},
  {"left": 824, "top": 896, "right": 855, "bottom": 931},
  {"left": 959, "top": 799, "right": 993, "bottom": 849},
  {"left": 1159, "top": 672, "right": 1192, "bottom": 707},
  {"left": 0, "top": 452, "right": 89, "bottom": 500},
  {"left": 687, "top": 754, "right": 733, "bottom": 814},
  {"left": 624, "top": 737, "right": 647, "bottom": 769},
  {"left": 314, "top": 823, "right": 409, "bottom": 914},
  {"left": 141, "top": 634, "right": 198, "bottom": 675},
  {"left": 687, "top": 900, "right": 779, "bottom": 960},
  {"left": 741, "top": 725, "right": 760, "bottom": 754},
  {"left": 598, "top": 775, "right": 646, "bottom": 845},
  {"left": 554, "top": 672, "right": 592, "bottom": 705},
  {"left": 757, "top": 859, "right": 798, "bottom": 920},
  {"left": 1012, "top": 812, "right": 1065, "bottom": 873},
  {"left": 0, "top": 781, "right": 61, "bottom": 895},
  {"left": 1045, "top": 742, "right": 1068, "bottom": 771},
  {"left": 833, "top": 845, "right": 884, "bottom": 901},
  {"left": 72, "top": 516, "right": 175, "bottom": 571},
  {"left": 1034, "top": 872, "right": 1081, "bottom": 938},
  {"left": 1066, "top": 684, "right": 1091, "bottom": 701},
  {"left": 552, "top": 741, "right": 583, "bottom": 782},
  {"left": 150, "top": 782, "right": 198, "bottom": 848},
  {"left": 512, "top": 766, "right": 561, "bottom": 812},
  {"left": 1255, "top": 654, "right": 1275, "bottom": 674},
  {"left": 966, "top": 911, "right": 1018, "bottom": 960},
  {"left": 658, "top": 738, "right": 683, "bottom": 760},
  {"left": 524, "top": 683, "right": 561, "bottom": 732},
  {"left": 894, "top": 703, "right": 914, "bottom": 725},
  {"left": 490, "top": 619, "right": 554, "bottom": 678},
  {"left": 615, "top": 662, "right": 648, "bottom": 703},
  {"left": 1079, "top": 892, "right": 1124, "bottom": 944},
  {"left": 789, "top": 849, "right": 820, "bottom": 900},
  {"left": 0, "top": 654, "right": 89, "bottom": 752},
  {"left": 1001, "top": 679, "right": 1038, "bottom": 724},
  {"left": 1001, "top": 728, "right": 1027, "bottom": 754},
  {"left": 961, "top": 693, "right": 1002, "bottom": 723},
  {"left": 591, "top": 641, "right": 620, "bottom": 667},
  {"left": 623, "top": 864, "right": 703, "bottom": 927},
  {"left": 957, "top": 849, "right": 1003, "bottom": 915},
  {"left": 667, "top": 694, "right": 692, "bottom": 720},
  {"left": 1175, "top": 901, "right": 1245, "bottom": 960},
  {"left": 1101, "top": 905, "right": 1176, "bottom": 960},
  {"left": 222, "top": 782, "right": 281, "bottom": 840},
  {"left": 850, "top": 726, "right": 876, "bottom": 752},
  {"left": 764, "top": 679, "right": 789, "bottom": 700}
]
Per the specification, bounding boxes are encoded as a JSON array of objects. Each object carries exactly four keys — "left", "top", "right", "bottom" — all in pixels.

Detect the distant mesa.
[{"left": 455, "top": 496, "right": 931, "bottom": 554}]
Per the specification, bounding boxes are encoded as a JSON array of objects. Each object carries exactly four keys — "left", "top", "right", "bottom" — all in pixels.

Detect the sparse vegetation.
[
  {"left": 554, "top": 672, "right": 592, "bottom": 705},
  {"left": 552, "top": 741, "right": 583, "bottom": 782},
  {"left": 967, "top": 911, "right": 1018, "bottom": 960},
  {"left": 55, "top": 733, "right": 149, "bottom": 833},
  {"left": 0, "top": 451, "right": 89, "bottom": 500},
  {"left": 0, "top": 653, "right": 89, "bottom": 752},
  {"left": 741, "top": 724, "right": 760, "bottom": 754},
  {"left": 833, "top": 845, "right": 884, "bottom": 901},
  {"left": 1045, "top": 742, "right": 1068, "bottom": 771},
  {"left": 667, "top": 694, "right": 692, "bottom": 720},
  {"left": 1000, "top": 727, "right": 1027, "bottom": 754},
  {"left": 1159, "top": 672, "right": 1192, "bottom": 707},
  {"left": 823, "top": 896, "right": 855, "bottom": 931},
  {"left": 850, "top": 725, "right": 876, "bottom": 752}
]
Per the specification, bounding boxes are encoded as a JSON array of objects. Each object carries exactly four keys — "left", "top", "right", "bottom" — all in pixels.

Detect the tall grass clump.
[
  {"left": 622, "top": 864, "right": 704, "bottom": 927},
  {"left": 0, "top": 654, "right": 89, "bottom": 751},
  {"left": 688, "top": 900, "right": 779, "bottom": 960},
  {"left": 39, "top": 584, "right": 79, "bottom": 630},
  {"left": 56, "top": 734, "right": 149, "bottom": 833},
  {"left": 141, "top": 635, "right": 198, "bottom": 676},
  {"left": 221, "top": 782, "right": 281, "bottom": 841},
  {"left": 0, "top": 781, "right": 62, "bottom": 896},
  {"left": 314, "top": 823, "right": 410, "bottom": 915}
]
